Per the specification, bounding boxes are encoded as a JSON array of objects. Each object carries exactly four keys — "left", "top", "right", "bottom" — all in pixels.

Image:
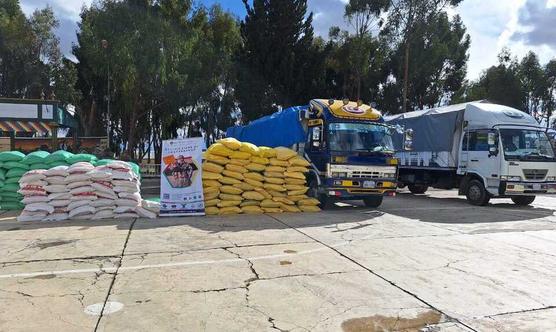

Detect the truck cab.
[{"left": 303, "top": 99, "right": 398, "bottom": 208}]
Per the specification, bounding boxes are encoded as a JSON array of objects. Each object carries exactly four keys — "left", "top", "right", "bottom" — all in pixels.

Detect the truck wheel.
[
  {"left": 408, "top": 184, "right": 428, "bottom": 194},
  {"left": 363, "top": 196, "right": 383, "bottom": 208},
  {"left": 466, "top": 179, "right": 490, "bottom": 206},
  {"left": 308, "top": 177, "right": 334, "bottom": 209},
  {"left": 511, "top": 196, "right": 535, "bottom": 206}
]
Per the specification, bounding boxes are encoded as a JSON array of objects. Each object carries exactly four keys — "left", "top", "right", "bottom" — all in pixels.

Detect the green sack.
[
  {"left": 44, "top": 150, "right": 74, "bottom": 164},
  {"left": 68, "top": 153, "right": 97, "bottom": 164},
  {"left": 128, "top": 162, "right": 140, "bottom": 177},
  {"left": 0, "top": 151, "right": 25, "bottom": 162},
  {"left": 3, "top": 161, "right": 29, "bottom": 170},
  {"left": 47, "top": 161, "right": 70, "bottom": 167},
  {"left": 0, "top": 169, "right": 5, "bottom": 181},
  {"left": 0, "top": 183, "right": 19, "bottom": 192},
  {"left": 0, "top": 191, "right": 22, "bottom": 199},
  {"left": 6, "top": 168, "right": 27, "bottom": 178},
  {"left": 0, "top": 201, "right": 24, "bottom": 210},
  {"left": 5, "top": 177, "right": 19, "bottom": 184},
  {"left": 1, "top": 196, "right": 21, "bottom": 203},
  {"left": 22, "top": 151, "right": 50, "bottom": 165},
  {"left": 30, "top": 163, "right": 49, "bottom": 170},
  {"left": 94, "top": 159, "right": 115, "bottom": 166}
]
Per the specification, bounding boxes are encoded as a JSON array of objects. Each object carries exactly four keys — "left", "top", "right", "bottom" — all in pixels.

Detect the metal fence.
[{"left": 140, "top": 164, "right": 160, "bottom": 177}]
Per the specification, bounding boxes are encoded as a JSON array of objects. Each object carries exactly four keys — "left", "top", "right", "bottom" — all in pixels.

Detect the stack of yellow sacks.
[{"left": 202, "top": 138, "right": 321, "bottom": 215}]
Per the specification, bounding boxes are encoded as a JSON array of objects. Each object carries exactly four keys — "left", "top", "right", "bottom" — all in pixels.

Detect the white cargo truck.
[{"left": 385, "top": 101, "right": 556, "bottom": 206}]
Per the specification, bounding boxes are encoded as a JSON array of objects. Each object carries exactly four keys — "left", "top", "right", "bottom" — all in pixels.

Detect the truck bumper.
[
  {"left": 322, "top": 178, "right": 397, "bottom": 199},
  {"left": 502, "top": 181, "right": 556, "bottom": 195}
]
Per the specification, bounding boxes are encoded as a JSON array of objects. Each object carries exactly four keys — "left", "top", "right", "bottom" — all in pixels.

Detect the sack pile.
[
  {"left": 202, "top": 138, "right": 321, "bottom": 215},
  {"left": 17, "top": 161, "right": 155, "bottom": 222},
  {"left": 0, "top": 151, "right": 26, "bottom": 210}
]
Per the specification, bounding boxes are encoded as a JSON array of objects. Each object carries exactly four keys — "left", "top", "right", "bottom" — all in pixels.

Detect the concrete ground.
[{"left": 1, "top": 190, "right": 556, "bottom": 332}]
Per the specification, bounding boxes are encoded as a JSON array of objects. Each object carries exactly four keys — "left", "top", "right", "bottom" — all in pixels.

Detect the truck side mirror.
[
  {"left": 404, "top": 129, "right": 414, "bottom": 151},
  {"left": 489, "top": 146, "right": 498, "bottom": 156}
]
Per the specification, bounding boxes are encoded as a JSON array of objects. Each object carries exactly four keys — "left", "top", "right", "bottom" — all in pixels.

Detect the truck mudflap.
[
  {"left": 321, "top": 178, "right": 397, "bottom": 199},
  {"left": 501, "top": 181, "right": 556, "bottom": 195}
]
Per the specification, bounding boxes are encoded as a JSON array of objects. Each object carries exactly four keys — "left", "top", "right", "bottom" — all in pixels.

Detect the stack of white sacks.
[{"left": 17, "top": 161, "right": 157, "bottom": 222}]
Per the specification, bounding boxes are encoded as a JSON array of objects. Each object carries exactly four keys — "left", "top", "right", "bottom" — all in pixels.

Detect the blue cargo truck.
[{"left": 227, "top": 99, "right": 400, "bottom": 208}]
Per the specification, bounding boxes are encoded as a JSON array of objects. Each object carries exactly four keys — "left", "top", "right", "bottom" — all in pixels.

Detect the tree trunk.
[
  {"left": 126, "top": 108, "right": 138, "bottom": 160},
  {"left": 402, "top": 41, "right": 410, "bottom": 113}
]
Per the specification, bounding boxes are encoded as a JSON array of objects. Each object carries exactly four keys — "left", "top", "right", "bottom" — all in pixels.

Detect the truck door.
[
  {"left": 306, "top": 123, "right": 328, "bottom": 172},
  {"left": 460, "top": 130, "right": 500, "bottom": 189}
]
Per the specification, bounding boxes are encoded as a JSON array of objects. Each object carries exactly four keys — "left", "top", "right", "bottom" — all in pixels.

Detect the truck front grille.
[
  {"left": 351, "top": 171, "right": 383, "bottom": 179},
  {"left": 523, "top": 169, "right": 547, "bottom": 180}
]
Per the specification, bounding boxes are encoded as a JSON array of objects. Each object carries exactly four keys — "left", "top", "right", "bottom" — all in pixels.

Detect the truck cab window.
[{"left": 462, "top": 131, "right": 491, "bottom": 151}]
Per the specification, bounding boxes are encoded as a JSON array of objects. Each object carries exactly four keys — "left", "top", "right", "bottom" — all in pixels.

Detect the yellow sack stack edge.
[{"left": 202, "top": 138, "right": 321, "bottom": 215}]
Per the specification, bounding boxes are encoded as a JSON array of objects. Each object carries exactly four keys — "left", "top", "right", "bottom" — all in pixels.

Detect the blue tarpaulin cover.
[{"left": 226, "top": 106, "right": 308, "bottom": 147}]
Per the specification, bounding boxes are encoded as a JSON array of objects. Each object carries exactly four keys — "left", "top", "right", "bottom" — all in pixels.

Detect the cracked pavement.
[{"left": 1, "top": 190, "right": 556, "bottom": 331}]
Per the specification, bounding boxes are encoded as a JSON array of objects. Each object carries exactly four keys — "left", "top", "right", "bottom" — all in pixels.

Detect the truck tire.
[
  {"left": 408, "top": 184, "right": 428, "bottom": 194},
  {"left": 363, "top": 196, "right": 383, "bottom": 208},
  {"left": 308, "top": 177, "right": 334, "bottom": 209},
  {"left": 511, "top": 196, "right": 535, "bottom": 206},
  {"left": 466, "top": 179, "right": 490, "bottom": 206}
]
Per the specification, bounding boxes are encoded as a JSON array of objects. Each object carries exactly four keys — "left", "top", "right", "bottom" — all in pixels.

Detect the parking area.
[{"left": 1, "top": 190, "right": 556, "bottom": 331}]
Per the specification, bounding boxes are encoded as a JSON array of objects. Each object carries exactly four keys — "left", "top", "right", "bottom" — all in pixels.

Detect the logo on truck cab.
[{"left": 342, "top": 105, "right": 365, "bottom": 115}]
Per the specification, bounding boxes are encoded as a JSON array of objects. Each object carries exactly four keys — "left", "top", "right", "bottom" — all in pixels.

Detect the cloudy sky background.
[{"left": 19, "top": 0, "right": 556, "bottom": 81}]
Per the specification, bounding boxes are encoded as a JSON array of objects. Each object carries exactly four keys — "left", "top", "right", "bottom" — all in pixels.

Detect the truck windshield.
[
  {"left": 328, "top": 122, "right": 394, "bottom": 153},
  {"left": 500, "top": 129, "right": 555, "bottom": 161}
]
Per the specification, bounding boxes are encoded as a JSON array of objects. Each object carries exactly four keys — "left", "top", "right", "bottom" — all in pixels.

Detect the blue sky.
[{"left": 19, "top": 0, "right": 556, "bottom": 80}]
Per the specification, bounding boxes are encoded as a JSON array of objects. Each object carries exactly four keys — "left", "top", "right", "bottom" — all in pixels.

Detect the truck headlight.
[
  {"left": 383, "top": 173, "right": 397, "bottom": 179},
  {"left": 501, "top": 175, "right": 521, "bottom": 181},
  {"left": 546, "top": 176, "right": 556, "bottom": 181},
  {"left": 332, "top": 172, "right": 347, "bottom": 178}
]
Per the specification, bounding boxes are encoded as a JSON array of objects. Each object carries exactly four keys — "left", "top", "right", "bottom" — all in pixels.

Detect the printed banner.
[{"left": 160, "top": 138, "right": 205, "bottom": 216}]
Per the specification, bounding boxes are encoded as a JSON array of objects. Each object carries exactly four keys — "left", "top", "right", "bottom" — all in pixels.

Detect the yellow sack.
[
  {"left": 203, "top": 162, "right": 224, "bottom": 173},
  {"left": 217, "top": 137, "right": 241, "bottom": 150},
  {"left": 254, "top": 188, "right": 273, "bottom": 199},
  {"left": 239, "top": 142, "right": 260, "bottom": 156},
  {"left": 245, "top": 178, "right": 264, "bottom": 188},
  {"left": 206, "top": 207, "right": 219, "bottom": 215},
  {"left": 265, "top": 177, "right": 285, "bottom": 185},
  {"left": 261, "top": 199, "right": 281, "bottom": 208},
  {"left": 204, "top": 191, "right": 219, "bottom": 200},
  {"left": 262, "top": 207, "right": 282, "bottom": 213},
  {"left": 288, "top": 194, "right": 308, "bottom": 202},
  {"left": 219, "top": 193, "right": 243, "bottom": 201},
  {"left": 285, "top": 184, "right": 306, "bottom": 191},
  {"left": 203, "top": 152, "right": 230, "bottom": 165},
  {"left": 281, "top": 204, "right": 301, "bottom": 213},
  {"left": 264, "top": 172, "right": 285, "bottom": 178},
  {"left": 222, "top": 169, "right": 244, "bottom": 181},
  {"left": 269, "top": 158, "right": 289, "bottom": 167},
  {"left": 241, "top": 206, "right": 264, "bottom": 214},
  {"left": 229, "top": 158, "right": 251, "bottom": 166},
  {"left": 208, "top": 143, "right": 234, "bottom": 157},
  {"left": 203, "top": 179, "right": 222, "bottom": 188},
  {"left": 273, "top": 197, "right": 295, "bottom": 205},
  {"left": 284, "top": 171, "right": 305, "bottom": 180},
  {"left": 285, "top": 177, "right": 306, "bottom": 185},
  {"left": 288, "top": 188, "right": 309, "bottom": 196},
  {"left": 203, "top": 186, "right": 219, "bottom": 195},
  {"left": 219, "top": 206, "right": 241, "bottom": 215},
  {"left": 251, "top": 156, "right": 269, "bottom": 165},
  {"left": 220, "top": 185, "right": 243, "bottom": 195},
  {"left": 267, "top": 190, "right": 286, "bottom": 197},
  {"left": 289, "top": 157, "right": 311, "bottom": 167},
  {"left": 244, "top": 172, "right": 264, "bottom": 182},
  {"left": 299, "top": 205, "right": 321, "bottom": 212},
  {"left": 287, "top": 166, "right": 309, "bottom": 173},
  {"left": 225, "top": 164, "right": 248, "bottom": 174},
  {"left": 245, "top": 163, "right": 266, "bottom": 172},
  {"left": 275, "top": 147, "right": 297, "bottom": 160},
  {"left": 258, "top": 146, "right": 276, "bottom": 158},
  {"left": 205, "top": 199, "right": 220, "bottom": 207},
  {"left": 202, "top": 172, "right": 222, "bottom": 181},
  {"left": 266, "top": 165, "right": 285, "bottom": 173},
  {"left": 264, "top": 183, "right": 286, "bottom": 192},
  {"left": 237, "top": 182, "right": 255, "bottom": 191},
  {"left": 242, "top": 191, "right": 265, "bottom": 201},
  {"left": 230, "top": 151, "right": 251, "bottom": 160},
  {"left": 218, "top": 200, "right": 241, "bottom": 207},
  {"left": 219, "top": 176, "right": 241, "bottom": 185},
  {"left": 241, "top": 200, "right": 261, "bottom": 207},
  {"left": 298, "top": 198, "right": 320, "bottom": 206}
]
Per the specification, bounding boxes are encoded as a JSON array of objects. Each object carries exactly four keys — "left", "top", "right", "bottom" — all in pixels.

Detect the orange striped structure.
[{"left": 0, "top": 120, "right": 51, "bottom": 134}]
